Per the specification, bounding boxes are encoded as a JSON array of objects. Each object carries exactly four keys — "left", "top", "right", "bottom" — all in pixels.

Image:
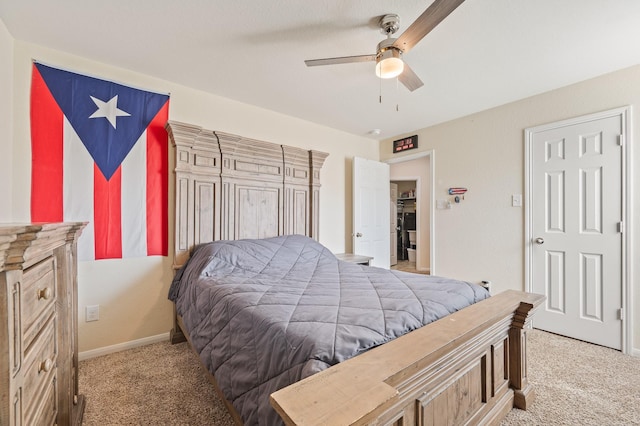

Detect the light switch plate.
[
  {"left": 436, "top": 199, "right": 452, "bottom": 209},
  {"left": 512, "top": 194, "right": 522, "bottom": 207}
]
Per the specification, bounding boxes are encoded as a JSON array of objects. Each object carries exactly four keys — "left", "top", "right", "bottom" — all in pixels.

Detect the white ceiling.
[{"left": 2, "top": 0, "right": 640, "bottom": 140}]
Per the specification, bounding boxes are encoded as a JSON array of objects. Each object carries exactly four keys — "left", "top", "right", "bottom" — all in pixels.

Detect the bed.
[{"left": 165, "top": 120, "right": 544, "bottom": 425}]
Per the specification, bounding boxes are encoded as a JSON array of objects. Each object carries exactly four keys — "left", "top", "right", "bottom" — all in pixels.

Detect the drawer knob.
[
  {"left": 37, "top": 287, "right": 52, "bottom": 300},
  {"left": 39, "top": 358, "right": 53, "bottom": 374}
]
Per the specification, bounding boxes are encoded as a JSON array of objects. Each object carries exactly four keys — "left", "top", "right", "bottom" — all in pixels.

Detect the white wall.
[
  {"left": 9, "top": 41, "right": 379, "bottom": 352},
  {"left": 380, "top": 65, "right": 640, "bottom": 352},
  {"left": 0, "top": 19, "right": 13, "bottom": 222}
]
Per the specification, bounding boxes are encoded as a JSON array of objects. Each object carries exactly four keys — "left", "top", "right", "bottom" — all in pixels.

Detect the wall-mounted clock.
[{"left": 392, "top": 135, "right": 418, "bottom": 153}]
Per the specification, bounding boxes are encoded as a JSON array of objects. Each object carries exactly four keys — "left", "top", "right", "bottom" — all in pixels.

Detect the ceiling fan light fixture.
[{"left": 375, "top": 48, "right": 404, "bottom": 79}]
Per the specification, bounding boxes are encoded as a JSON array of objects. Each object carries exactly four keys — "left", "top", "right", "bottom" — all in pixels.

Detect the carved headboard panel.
[{"left": 166, "top": 121, "right": 328, "bottom": 268}]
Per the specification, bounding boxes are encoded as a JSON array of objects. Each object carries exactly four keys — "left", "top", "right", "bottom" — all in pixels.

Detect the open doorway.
[
  {"left": 386, "top": 151, "right": 434, "bottom": 274},
  {"left": 391, "top": 180, "right": 417, "bottom": 266}
]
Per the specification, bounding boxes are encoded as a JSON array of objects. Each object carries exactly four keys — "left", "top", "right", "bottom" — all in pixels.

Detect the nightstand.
[{"left": 334, "top": 253, "right": 373, "bottom": 266}]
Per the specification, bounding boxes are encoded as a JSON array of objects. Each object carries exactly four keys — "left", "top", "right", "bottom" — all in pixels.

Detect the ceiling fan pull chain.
[{"left": 396, "top": 77, "right": 400, "bottom": 112}]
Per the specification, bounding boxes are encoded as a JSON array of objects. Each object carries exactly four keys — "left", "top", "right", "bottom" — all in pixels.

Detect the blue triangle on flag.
[{"left": 35, "top": 63, "right": 169, "bottom": 180}]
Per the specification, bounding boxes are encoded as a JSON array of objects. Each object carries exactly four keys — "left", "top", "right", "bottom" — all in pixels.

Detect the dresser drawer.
[
  {"left": 23, "top": 313, "right": 58, "bottom": 421},
  {"left": 1, "top": 223, "right": 85, "bottom": 426},
  {"left": 25, "top": 373, "right": 58, "bottom": 426},
  {"left": 22, "top": 257, "right": 57, "bottom": 346}
]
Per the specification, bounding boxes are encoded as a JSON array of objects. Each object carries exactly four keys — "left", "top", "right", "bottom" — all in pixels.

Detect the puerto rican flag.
[{"left": 30, "top": 62, "right": 170, "bottom": 261}]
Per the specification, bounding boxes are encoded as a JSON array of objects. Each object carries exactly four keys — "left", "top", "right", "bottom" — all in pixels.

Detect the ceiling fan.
[{"left": 304, "top": 0, "right": 466, "bottom": 92}]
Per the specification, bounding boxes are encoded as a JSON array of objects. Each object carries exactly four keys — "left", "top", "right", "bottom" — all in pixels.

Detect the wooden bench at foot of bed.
[{"left": 271, "top": 290, "right": 544, "bottom": 426}]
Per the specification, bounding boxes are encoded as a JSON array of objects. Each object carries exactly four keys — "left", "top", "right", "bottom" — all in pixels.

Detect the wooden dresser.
[{"left": 0, "top": 223, "right": 85, "bottom": 425}]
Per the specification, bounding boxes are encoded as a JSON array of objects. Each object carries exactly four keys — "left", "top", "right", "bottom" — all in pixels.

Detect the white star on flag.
[{"left": 89, "top": 95, "right": 131, "bottom": 129}]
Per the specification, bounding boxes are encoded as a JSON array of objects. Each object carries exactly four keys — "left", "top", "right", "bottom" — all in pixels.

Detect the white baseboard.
[
  {"left": 79, "top": 332, "right": 170, "bottom": 361},
  {"left": 632, "top": 347, "right": 640, "bottom": 358}
]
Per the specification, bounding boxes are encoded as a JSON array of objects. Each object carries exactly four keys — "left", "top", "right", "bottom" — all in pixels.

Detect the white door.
[
  {"left": 529, "top": 112, "right": 623, "bottom": 349},
  {"left": 353, "top": 157, "right": 390, "bottom": 268},
  {"left": 390, "top": 183, "right": 398, "bottom": 266}
]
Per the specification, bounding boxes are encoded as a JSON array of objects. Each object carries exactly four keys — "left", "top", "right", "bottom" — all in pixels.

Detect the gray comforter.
[{"left": 169, "top": 235, "right": 489, "bottom": 425}]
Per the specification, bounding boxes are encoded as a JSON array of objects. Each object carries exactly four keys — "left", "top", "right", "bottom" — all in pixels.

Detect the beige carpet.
[
  {"left": 390, "top": 260, "right": 428, "bottom": 274},
  {"left": 79, "top": 329, "right": 640, "bottom": 425}
]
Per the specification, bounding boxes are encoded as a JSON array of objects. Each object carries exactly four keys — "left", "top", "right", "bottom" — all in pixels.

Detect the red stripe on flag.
[
  {"left": 30, "top": 64, "right": 64, "bottom": 222},
  {"left": 145, "top": 101, "right": 169, "bottom": 256},
  {"left": 94, "top": 165, "right": 123, "bottom": 259}
]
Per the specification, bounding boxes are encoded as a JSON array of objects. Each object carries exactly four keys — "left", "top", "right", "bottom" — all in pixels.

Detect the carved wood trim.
[
  {"left": 166, "top": 120, "right": 329, "bottom": 268},
  {"left": 309, "top": 150, "right": 328, "bottom": 241},
  {"left": 216, "top": 131, "right": 285, "bottom": 241},
  {"left": 509, "top": 301, "right": 540, "bottom": 410},
  {"left": 167, "top": 122, "right": 221, "bottom": 268},
  {"left": 0, "top": 223, "right": 86, "bottom": 271},
  {"left": 283, "top": 146, "right": 311, "bottom": 237}
]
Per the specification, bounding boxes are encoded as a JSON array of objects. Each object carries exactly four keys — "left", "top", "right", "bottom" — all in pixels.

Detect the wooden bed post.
[
  {"left": 166, "top": 120, "right": 221, "bottom": 344},
  {"left": 282, "top": 146, "right": 312, "bottom": 237},
  {"left": 509, "top": 301, "right": 538, "bottom": 410},
  {"left": 309, "top": 150, "right": 328, "bottom": 241}
]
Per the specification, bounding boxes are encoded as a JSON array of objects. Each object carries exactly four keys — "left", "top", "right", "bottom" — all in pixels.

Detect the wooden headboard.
[{"left": 165, "top": 121, "right": 329, "bottom": 269}]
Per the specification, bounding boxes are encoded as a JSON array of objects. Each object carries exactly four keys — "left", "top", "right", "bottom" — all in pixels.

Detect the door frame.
[
  {"left": 524, "top": 106, "right": 633, "bottom": 354},
  {"left": 390, "top": 182, "right": 398, "bottom": 266},
  {"left": 392, "top": 177, "right": 419, "bottom": 264},
  {"left": 385, "top": 150, "right": 435, "bottom": 275}
]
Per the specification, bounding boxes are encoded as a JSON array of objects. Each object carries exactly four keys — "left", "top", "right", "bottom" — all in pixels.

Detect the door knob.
[
  {"left": 355, "top": 232, "right": 363, "bottom": 238},
  {"left": 534, "top": 237, "right": 544, "bottom": 245}
]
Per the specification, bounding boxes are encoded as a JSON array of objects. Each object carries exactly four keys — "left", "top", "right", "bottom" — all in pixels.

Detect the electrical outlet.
[{"left": 86, "top": 305, "right": 100, "bottom": 322}]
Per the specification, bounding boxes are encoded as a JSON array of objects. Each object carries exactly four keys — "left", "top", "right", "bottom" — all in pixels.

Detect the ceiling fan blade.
[
  {"left": 393, "top": 0, "right": 466, "bottom": 54},
  {"left": 305, "top": 54, "right": 376, "bottom": 67},
  {"left": 398, "top": 62, "right": 424, "bottom": 92}
]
